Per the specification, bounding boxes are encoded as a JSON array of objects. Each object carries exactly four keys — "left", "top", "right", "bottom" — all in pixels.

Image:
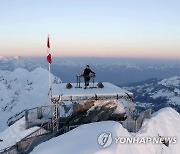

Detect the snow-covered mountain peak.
[
  {"left": 0, "top": 56, "right": 22, "bottom": 62},
  {"left": 11, "top": 68, "right": 29, "bottom": 78},
  {"left": 124, "top": 76, "right": 180, "bottom": 113},
  {"left": 1, "top": 67, "right": 61, "bottom": 87},
  {"left": 158, "top": 76, "right": 180, "bottom": 87},
  {"left": 13, "top": 56, "right": 21, "bottom": 60},
  {"left": 153, "top": 107, "right": 178, "bottom": 116},
  {"left": 0, "top": 67, "right": 62, "bottom": 131},
  {"left": 30, "top": 107, "right": 180, "bottom": 154}
]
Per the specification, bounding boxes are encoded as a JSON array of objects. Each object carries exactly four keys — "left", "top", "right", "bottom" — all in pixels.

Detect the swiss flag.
[{"left": 47, "top": 36, "right": 52, "bottom": 64}]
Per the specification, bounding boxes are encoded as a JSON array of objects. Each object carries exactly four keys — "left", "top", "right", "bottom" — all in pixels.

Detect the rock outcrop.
[{"left": 67, "top": 99, "right": 126, "bottom": 125}]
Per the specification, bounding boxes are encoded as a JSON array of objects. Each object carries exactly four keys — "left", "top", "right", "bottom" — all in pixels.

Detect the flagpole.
[
  {"left": 46, "top": 35, "right": 59, "bottom": 131},
  {"left": 47, "top": 34, "right": 52, "bottom": 104},
  {"left": 49, "top": 62, "right": 52, "bottom": 101}
]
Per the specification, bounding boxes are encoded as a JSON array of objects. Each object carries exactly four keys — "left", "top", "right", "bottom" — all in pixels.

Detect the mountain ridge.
[
  {"left": 123, "top": 76, "right": 180, "bottom": 113},
  {"left": 0, "top": 67, "right": 61, "bottom": 131},
  {"left": 1, "top": 57, "right": 180, "bottom": 84}
]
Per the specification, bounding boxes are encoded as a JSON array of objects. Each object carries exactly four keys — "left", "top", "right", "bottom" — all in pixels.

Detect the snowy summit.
[
  {"left": 31, "top": 107, "right": 180, "bottom": 154},
  {"left": 0, "top": 67, "right": 61, "bottom": 131}
]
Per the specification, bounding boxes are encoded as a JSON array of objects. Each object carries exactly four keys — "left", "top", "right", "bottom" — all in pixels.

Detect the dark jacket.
[{"left": 83, "top": 68, "right": 95, "bottom": 76}]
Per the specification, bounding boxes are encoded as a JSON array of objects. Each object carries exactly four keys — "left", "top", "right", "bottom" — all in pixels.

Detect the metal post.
[
  {"left": 78, "top": 75, "right": 81, "bottom": 88},
  {"left": 25, "top": 110, "right": 28, "bottom": 129},
  {"left": 51, "top": 96, "right": 60, "bottom": 131},
  {"left": 37, "top": 107, "right": 42, "bottom": 119},
  {"left": 49, "top": 63, "right": 52, "bottom": 104},
  {"left": 76, "top": 75, "right": 78, "bottom": 88}
]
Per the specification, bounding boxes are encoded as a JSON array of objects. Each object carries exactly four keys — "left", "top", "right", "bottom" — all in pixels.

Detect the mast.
[
  {"left": 47, "top": 34, "right": 52, "bottom": 103},
  {"left": 46, "top": 34, "right": 59, "bottom": 131},
  {"left": 48, "top": 58, "right": 52, "bottom": 101}
]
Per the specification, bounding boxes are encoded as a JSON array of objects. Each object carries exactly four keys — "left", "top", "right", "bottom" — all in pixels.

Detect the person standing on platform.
[{"left": 83, "top": 65, "right": 95, "bottom": 89}]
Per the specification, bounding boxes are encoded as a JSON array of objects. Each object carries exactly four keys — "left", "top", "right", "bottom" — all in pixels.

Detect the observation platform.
[{"left": 52, "top": 82, "right": 133, "bottom": 101}]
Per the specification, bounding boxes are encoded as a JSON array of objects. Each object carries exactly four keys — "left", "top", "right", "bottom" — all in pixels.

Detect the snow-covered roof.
[{"left": 52, "top": 82, "right": 133, "bottom": 101}]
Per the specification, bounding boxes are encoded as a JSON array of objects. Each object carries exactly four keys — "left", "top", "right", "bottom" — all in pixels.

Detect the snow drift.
[
  {"left": 0, "top": 118, "right": 40, "bottom": 150},
  {"left": 31, "top": 107, "right": 180, "bottom": 154}
]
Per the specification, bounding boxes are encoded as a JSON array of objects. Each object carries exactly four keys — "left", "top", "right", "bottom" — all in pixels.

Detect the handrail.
[
  {"left": 7, "top": 105, "right": 52, "bottom": 127},
  {"left": 0, "top": 119, "right": 79, "bottom": 154},
  {"left": 0, "top": 145, "right": 18, "bottom": 154},
  {"left": 7, "top": 109, "right": 26, "bottom": 126},
  {"left": 17, "top": 119, "right": 78, "bottom": 153}
]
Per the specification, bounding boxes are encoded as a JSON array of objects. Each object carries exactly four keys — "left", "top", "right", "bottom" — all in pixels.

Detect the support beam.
[{"left": 51, "top": 96, "right": 60, "bottom": 131}]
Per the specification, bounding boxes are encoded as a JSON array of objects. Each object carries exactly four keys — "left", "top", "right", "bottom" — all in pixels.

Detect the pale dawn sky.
[{"left": 0, "top": 0, "right": 180, "bottom": 59}]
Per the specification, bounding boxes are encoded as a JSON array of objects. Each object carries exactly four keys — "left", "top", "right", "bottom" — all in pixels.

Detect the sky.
[{"left": 0, "top": 0, "right": 180, "bottom": 59}]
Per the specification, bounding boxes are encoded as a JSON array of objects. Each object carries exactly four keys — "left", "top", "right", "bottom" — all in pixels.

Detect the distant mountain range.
[
  {"left": 123, "top": 77, "right": 180, "bottom": 113},
  {"left": 1, "top": 56, "right": 180, "bottom": 84}
]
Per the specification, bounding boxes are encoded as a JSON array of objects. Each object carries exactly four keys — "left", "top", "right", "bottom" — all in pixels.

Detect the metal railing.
[
  {"left": 119, "top": 108, "right": 152, "bottom": 132},
  {"left": 135, "top": 108, "right": 152, "bottom": 132},
  {"left": 0, "top": 145, "right": 18, "bottom": 154},
  {"left": 25, "top": 106, "right": 52, "bottom": 129},
  {"left": 7, "top": 110, "right": 26, "bottom": 126},
  {"left": 7, "top": 106, "right": 53, "bottom": 128},
  {"left": 1, "top": 116, "right": 80, "bottom": 154}
]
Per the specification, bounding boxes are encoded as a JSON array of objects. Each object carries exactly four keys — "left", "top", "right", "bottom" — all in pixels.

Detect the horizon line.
[{"left": 1, "top": 55, "right": 180, "bottom": 61}]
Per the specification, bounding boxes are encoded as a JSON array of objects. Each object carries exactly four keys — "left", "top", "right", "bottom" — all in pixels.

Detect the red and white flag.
[{"left": 47, "top": 36, "right": 52, "bottom": 64}]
